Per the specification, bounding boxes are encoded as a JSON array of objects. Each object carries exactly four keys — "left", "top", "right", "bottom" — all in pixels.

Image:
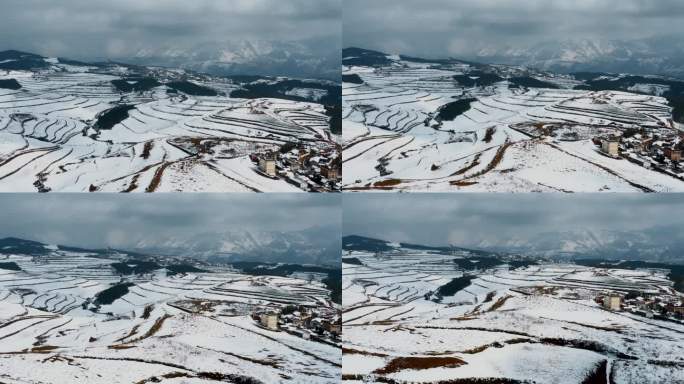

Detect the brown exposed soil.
[
  {"left": 110, "top": 314, "right": 172, "bottom": 349},
  {"left": 450, "top": 180, "right": 479, "bottom": 186},
  {"left": 483, "top": 127, "right": 496, "bottom": 143},
  {"left": 30, "top": 345, "right": 58, "bottom": 353},
  {"left": 450, "top": 154, "right": 482, "bottom": 176},
  {"left": 122, "top": 174, "right": 140, "bottom": 193},
  {"left": 141, "top": 141, "right": 153, "bottom": 159},
  {"left": 145, "top": 162, "right": 172, "bottom": 192},
  {"left": 373, "top": 356, "right": 466, "bottom": 374},
  {"left": 342, "top": 347, "right": 388, "bottom": 357},
  {"left": 487, "top": 295, "right": 512, "bottom": 312},
  {"left": 374, "top": 179, "right": 402, "bottom": 188}
]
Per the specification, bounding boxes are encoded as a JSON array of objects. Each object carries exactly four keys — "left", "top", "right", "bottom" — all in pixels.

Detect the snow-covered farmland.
[
  {"left": 0, "top": 245, "right": 340, "bottom": 383},
  {"left": 342, "top": 52, "right": 684, "bottom": 192},
  {"left": 342, "top": 248, "right": 684, "bottom": 383},
  {"left": 0, "top": 61, "right": 338, "bottom": 192}
]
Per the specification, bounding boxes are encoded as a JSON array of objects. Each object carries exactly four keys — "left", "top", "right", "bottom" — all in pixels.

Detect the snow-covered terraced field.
[
  {"left": 0, "top": 65, "right": 338, "bottom": 192},
  {"left": 0, "top": 247, "right": 340, "bottom": 383},
  {"left": 343, "top": 54, "right": 684, "bottom": 192},
  {"left": 342, "top": 249, "right": 684, "bottom": 383}
]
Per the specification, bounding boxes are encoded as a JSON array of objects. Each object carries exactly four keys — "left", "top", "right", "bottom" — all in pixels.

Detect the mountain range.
[
  {"left": 0, "top": 228, "right": 340, "bottom": 267},
  {"left": 343, "top": 233, "right": 684, "bottom": 265},
  {"left": 134, "top": 227, "right": 340, "bottom": 266},
  {"left": 473, "top": 36, "right": 684, "bottom": 79},
  {"left": 1, "top": 38, "right": 340, "bottom": 81},
  {"left": 474, "top": 228, "right": 684, "bottom": 263},
  {"left": 127, "top": 39, "right": 340, "bottom": 81}
]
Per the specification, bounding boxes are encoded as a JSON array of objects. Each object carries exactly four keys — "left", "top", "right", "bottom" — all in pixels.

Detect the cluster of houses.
[
  {"left": 595, "top": 131, "right": 684, "bottom": 175},
  {"left": 251, "top": 305, "right": 341, "bottom": 344},
  {"left": 596, "top": 292, "right": 684, "bottom": 321},
  {"left": 251, "top": 146, "right": 342, "bottom": 192}
]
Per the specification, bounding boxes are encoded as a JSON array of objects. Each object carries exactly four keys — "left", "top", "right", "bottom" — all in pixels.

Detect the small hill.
[{"left": 0, "top": 50, "right": 49, "bottom": 70}]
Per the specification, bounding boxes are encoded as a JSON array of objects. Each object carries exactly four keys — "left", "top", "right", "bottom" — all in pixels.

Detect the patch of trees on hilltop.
[
  {"left": 167, "top": 81, "right": 219, "bottom": 96},
  {"left": 111, "top": 77, "right": 160, "bottom": 93},
  {"left": 436, "top": 99, "right": 477, "bottom": 122},
  {"left": 0, "top": 79, "right": 21, "bottom": 90},
  {"left": 325, "top": 104, "right": 342, "bottom": 135},
  {"left": 94, "top": 105, "right": 135, "bottom": 131}
]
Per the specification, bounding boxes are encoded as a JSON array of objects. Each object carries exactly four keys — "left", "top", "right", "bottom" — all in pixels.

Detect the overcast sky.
[
  {"left": 343, "top": 194, "right": 684, "bottom": 248},
  {"left": 0, "top": 0, "right": 340, "bottom": 59},
  {"left": 0, "top": 194, "right": 339, "bottom": 249},
  {"left": 344, "top": 0, "right": 684, "bottom": 58}
]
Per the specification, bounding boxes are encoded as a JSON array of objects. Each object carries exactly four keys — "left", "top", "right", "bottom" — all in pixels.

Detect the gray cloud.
[
  {"left": 0, "top": 194, "right": 340, "bottom": 250},
  {"left": 343, "top": 194, "right": 684, "bottom": 249},
  {"left": 343, "top": 0, "right": 684, "bottom": 58},
  {"left": 0, "top": 0, "right": 340, "bottom": 60}
]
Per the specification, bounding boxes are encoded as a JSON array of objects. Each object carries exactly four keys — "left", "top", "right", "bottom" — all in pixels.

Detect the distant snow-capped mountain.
[
  {"left": 132, "top": 227, "right": 340, "bottom": 266},
  {"left": 129, "top": 40, "right": 340, "bottom": 80},
  {"left": 475, "top": 36, "right": 684, "bottom": 78},
  {"left": 475, "top": 228, "right": 684, "bottom": 263}
]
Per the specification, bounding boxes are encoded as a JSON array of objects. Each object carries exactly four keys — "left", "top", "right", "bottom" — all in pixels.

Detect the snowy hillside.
[
  {"left": 0, "top": 51, "right": 341, "bottom": 192},
  {"left": 0, "top": 237, "right": 341, "bottom": 384},
  {"left": 342, "top": 236, "right": 684, "bottom": 383},
  {"left": 343, "top": 48, "right": 684, "bottom": 192}
]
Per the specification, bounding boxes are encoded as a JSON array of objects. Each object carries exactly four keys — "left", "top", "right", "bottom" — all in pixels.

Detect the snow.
[
  {"left": 343, "top": 247, "right": 684, "bottom": 383},
  {"left": 0, "top": 247, "right": 340, "bottom": 383},
  {"left": 342, "top": 56, "right": 684, "bottom": 192},
  {"left": 0, "top": 67, "right": 337, "bottom": 192}
]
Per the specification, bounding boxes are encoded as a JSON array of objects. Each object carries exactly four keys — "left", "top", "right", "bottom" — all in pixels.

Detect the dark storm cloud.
[
  {"left": 0, "top": 0, "right": 340, "bottom": 59},
  {"left": 343, "top": 194, "right": 684, "bottom": 248},
  {"left": 343, "top": 0, "right": 684, "bottom": 58},
  {"left": 0, "top": 194, "right": 340, "bottom": 249}
]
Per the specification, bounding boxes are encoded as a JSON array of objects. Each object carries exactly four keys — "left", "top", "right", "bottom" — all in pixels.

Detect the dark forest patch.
[
  {"left": 0, "top": 262, "right": 21, "bottom": 271},
  {"left": 454, "top": 256, "right": 504, "bottom": 271},
  {"left": 111, "top": 78, "right": 160, "bottom": 93},
  {"left": 111, "top": 260, "right": 161, "bottom": 275},
  {"left": 508, "top": 77, "right": 559, "bottom": 89},
  {"left": 436, "top": 99, "right": 477, "bottom": 121},
  {"left": 94, "top": 283, "right": 134, "bottom": 306},
  {"left": 326, "top": 104, "right": 342, "bottom": 135},
  {"left": 342, "top": 257, "right": 364, "bottom": 265},
  {"left": 94, "top": 105, "right": 135, "bottom": 131},
  {"left": 342, "top": 74, "right": 364, "bottom": 84},
  {"left": 167, "top": 81, "right": 218, "bottom": 96},
  {"left": 0, "top": 79, "right": 21, "bottom": 90},
  {"left": 454, "top": 72, "right": 503, "bottom": 87},
  {"left": 436, "top": 275, "right": 475, "bottom": 298}
]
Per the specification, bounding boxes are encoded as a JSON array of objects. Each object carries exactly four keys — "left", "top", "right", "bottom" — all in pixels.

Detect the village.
[
  {"left": 595, "top": 127, "right": 684, "bottom": 181},
  {"left": 597, "top": 290, "right": 684, "bottom": 322},
  {"left": 251, "top": 145, "right": 342, "bottom": 192},
  {"left": 251, "top": 304, "right": 341, "bottom": 346}
]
